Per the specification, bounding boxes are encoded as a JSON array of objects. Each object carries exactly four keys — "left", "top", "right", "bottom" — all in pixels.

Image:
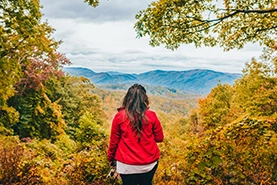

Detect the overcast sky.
[{"left": 40, "top": 0, "right": 263, "bottom": 74}]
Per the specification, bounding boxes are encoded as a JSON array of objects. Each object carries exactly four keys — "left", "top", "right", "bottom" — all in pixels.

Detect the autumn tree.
[
  {"left": 198, "top": 83, "right": 233, "bottom": 129},
  {"left": 45, "top": 75, "right": 107, "bottom": 139},
  {"left": 0, "top": 0, "right": 62, "bottom": 134},
  {"left": 231, "top": 59, "right": 277, "bottom": 117},
  {"left": 0, "top": 0, "right": 59, "bottom": 98},
  {"left": 134, "top": 0, "right": 277, "bottom": 51}
]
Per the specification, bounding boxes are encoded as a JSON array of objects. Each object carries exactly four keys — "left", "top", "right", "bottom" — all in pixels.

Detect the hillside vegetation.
[{"left": 1, "top": 58, "right": 277, "bottom": 184}]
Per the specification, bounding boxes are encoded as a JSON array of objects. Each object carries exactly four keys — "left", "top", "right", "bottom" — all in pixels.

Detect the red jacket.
[{"left": 108, "top": 109, "right": 164, "bottom": 165}]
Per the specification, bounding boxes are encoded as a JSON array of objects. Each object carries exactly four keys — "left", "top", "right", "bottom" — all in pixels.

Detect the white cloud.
[
  {"left": 40, "top": 0, "right": 263, "bottom": 74},
  {"left": 41, "top": 0, "right": 152, "bottom": 22}
]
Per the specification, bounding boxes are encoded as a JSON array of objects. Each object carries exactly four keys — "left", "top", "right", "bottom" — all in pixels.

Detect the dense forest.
[{"left": 1, "top": 0, "right": 277, "bottom": 184}]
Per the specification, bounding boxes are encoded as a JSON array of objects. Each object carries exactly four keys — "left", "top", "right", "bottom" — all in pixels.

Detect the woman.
[{"left": 108, "top": 84, "right": 164, "bottom": 185}]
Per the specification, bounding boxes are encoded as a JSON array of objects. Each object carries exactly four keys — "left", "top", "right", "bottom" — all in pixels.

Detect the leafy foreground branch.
[{"left": 134, "top": 0, "right": 277, "bottom": 50}]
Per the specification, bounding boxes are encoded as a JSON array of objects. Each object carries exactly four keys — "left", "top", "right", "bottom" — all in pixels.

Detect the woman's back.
[
  {"left": 108, "top": 109, "right": 163, "bottom": 165},
  {"left": 107, "top": 84, "right": 164, "bottom": 185}
]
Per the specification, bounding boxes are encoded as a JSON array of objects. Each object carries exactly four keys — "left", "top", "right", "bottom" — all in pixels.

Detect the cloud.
[
  {"left": 40, "top": 0, "right": 264, "bottom": 74},
  {"left": 41, "top": 0, "right": 152, "bottom": 22},
  {"left": 65, "top": 45, "right": 254, "bottom": 74}
]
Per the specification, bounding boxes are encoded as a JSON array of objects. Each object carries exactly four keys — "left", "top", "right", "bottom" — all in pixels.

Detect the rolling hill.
[{"left": 63, "top": 67, "right": 241, "bottom": 94}]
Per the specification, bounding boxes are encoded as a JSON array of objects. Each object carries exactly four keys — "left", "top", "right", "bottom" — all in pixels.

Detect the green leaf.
[{"left": 212, "top": 155, "right": 222, "bottom": 165}]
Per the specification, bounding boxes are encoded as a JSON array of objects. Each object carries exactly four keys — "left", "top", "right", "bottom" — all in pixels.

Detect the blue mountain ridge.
[{"left": 63, "top": 67, "right": 241, "bottom": 94}]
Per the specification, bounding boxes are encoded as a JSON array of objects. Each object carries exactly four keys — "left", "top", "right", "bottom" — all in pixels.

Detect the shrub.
[
  {"left": 182, "top": 117, "right": 277, "bottom": 184},
  {"left": 0, "top": 136, "right": 42, "bottom": 185}
]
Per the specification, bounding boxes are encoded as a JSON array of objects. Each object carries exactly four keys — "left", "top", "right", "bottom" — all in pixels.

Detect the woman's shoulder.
[
  {"left": 113, "top": 108, "right": 127, "bottom": 121},
  {"left": 146, "top": 108, "right": 157, "bottom": 113},
  {"left": 145, "top": 109, "right": 158, "bottom": 117},
  {"left": 115, "top": 108, "right": 125, "bottom": 117}
]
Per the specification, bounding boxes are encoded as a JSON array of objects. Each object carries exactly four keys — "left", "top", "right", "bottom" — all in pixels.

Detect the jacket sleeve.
[
  {"left": 152, "top": 112, "right": 164, "bottom": 143},
  {"left": 107, "top": 113, "right": 121, "bottom": 162}
]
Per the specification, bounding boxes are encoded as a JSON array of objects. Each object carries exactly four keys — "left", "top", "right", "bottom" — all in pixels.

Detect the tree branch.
[
  {"left": 254, "top": 25, "right": 277, "bottom": 37},
  {"left": 166, "top": 8, "right": 277, "bottom": 35},
  {"left": 188, "top": 8, "right": 277, "bottom": 24},
  {"left": 220, "top": 8, "right": 277, "bottom": 14}
]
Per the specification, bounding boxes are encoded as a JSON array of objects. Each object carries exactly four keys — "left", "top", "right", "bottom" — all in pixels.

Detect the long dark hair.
[{"left": 122, "top": 84, "right": 149, "bottom": 139}]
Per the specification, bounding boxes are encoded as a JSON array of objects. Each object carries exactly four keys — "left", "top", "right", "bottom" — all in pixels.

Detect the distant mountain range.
[{"left": 63, "top": 67, "right": 241, "bottom": 94}]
